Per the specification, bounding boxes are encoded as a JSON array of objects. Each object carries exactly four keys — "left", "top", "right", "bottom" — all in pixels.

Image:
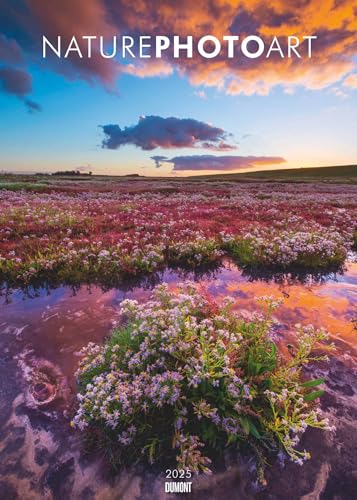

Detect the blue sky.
[{"left": 1, "top": 66, "right": 356, "bottom": 176}]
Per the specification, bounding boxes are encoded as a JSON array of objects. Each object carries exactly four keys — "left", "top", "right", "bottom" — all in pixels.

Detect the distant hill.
[
  {"left": 1, "top": 164, "right": 356, "bottom": 186},
  {"left": 189, "top": 164, "right": 357, "bottom": 182}
]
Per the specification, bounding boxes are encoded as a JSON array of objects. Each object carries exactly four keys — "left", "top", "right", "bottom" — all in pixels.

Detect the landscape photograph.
[{"left": 0, "top": 1, "right": 356, "bottom": 499}]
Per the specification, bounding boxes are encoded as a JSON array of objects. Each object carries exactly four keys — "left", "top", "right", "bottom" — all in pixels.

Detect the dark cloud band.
[
  {"left": 101, "top": 115, "right": 235, "bottom": 151},
  {"left": 0, "top": 66, "right": 32, "bottom": 96},
  {"left": 155, "top": 154, "right": 286, "bottom": 171}
]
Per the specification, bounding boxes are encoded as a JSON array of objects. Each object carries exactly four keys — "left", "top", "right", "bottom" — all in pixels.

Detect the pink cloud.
[{"left": 156, "top": 154, "right": 286, "bottom": 171}]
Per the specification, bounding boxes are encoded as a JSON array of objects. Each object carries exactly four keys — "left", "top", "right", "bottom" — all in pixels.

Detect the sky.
[{"left": 0, "top": 0, "right": 357, "bottom": 176}]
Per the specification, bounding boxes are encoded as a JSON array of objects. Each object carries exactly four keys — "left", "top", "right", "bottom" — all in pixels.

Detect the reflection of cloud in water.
[
  {"left": 190, "top": 262, "right": 357, "bottom": 357},
  {"left": 1, "top": 262, "right": 356, "bottom": 369},
  {"left": 0, "top": 261, "right": 356, "bottom": 498}
]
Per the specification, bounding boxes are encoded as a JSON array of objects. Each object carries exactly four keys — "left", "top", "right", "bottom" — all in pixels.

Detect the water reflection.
[
  {"left": 0, "top": 258, "right": 352, "bottom": 300},
  {"left": 0, "top": 260, "right": 356, "bottom": 498},
  {"left": 240, "top": 265, "right": 345, "bottom": 286},
  {"left": 1, "top": 260, "right": 356, "bottom": 371}
]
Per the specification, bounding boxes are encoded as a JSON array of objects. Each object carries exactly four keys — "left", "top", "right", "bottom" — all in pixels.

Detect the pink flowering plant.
[
  {"left": 1, "top": 182, "right": 356, "bottom": 287},
  {"left": 72, "top": 284, "right": 334, "bottom": 474}
]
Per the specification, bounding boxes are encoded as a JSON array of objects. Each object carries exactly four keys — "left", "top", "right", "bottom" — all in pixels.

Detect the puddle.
[{"left": 0, "top": 260, "right": 356, "bottom": 499}]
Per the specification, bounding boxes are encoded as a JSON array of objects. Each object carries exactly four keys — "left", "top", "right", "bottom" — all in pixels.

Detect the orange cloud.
[
  {"left": 103, "top": 0, "right": 357, "bottom": 94},
  {"left": 122, "top": 60, "right": 173, "bottom": 78},
  {"left": 343, "top": 73, "right": 357, "bottom": 88}
]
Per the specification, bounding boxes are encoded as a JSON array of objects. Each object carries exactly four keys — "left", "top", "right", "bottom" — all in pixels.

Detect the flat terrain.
[{"left": 1, "top": 164, "right": 357, "bottom": 191}]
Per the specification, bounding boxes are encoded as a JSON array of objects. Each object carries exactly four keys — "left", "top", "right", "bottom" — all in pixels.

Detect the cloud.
[
  {"left": 0, "top": 0, "right": 118, "bottom": 109},
  {"left": 150, "top": 155, "right": 168, "bottom": 168},
  {"left": 167, "top": 154, "right": 286, "bottom": 171},
  {"left": 0, "top": 65, "right": 41, "bottom": 111},
  {"left": 122, "top": 60, "right": 173, "bottom": 78},
  {"left": 102, "top": 0, "right": 357, "bottom": 94},
  {"left": 155, "top": 154, "right": 286, "bottom": 171},
  {"left": 0, "top": 34, "right": 24, "bottom": 64},
  {"left": 0, "top": 33, "right": 38, "bottom": 110},
  {"left": 25, "top": 99, "right": 42, "bottom": 113},
  {"left": 194, "top": 90, "right": 207, "bottom": 99},
  {"left": 343, "top": 73, "right": 357, "bottom": 89},
  {"left": 101, "top": 115, "right": 235, "bottom": 151},
  {"left": 1, "top": 1, "right": 357, "bottom": 97},
  {"left": 21, "top": 0, "right": 120, "bottom": 86},
  {"left": 0, "top": 66, "right": 32, "bottom": 96}
]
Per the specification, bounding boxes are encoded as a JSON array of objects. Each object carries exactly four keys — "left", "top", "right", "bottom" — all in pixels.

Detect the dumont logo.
[{"left": 165, "top": 481, "right": 192, "bottom": 494}]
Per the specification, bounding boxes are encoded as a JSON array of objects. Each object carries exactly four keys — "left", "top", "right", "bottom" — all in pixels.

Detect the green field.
[
  {"left": 0, "top": 164, "right": 356, "bottom": 189},
  {"left": 189, "top": 164, "right": 357, "bottom": 182}
]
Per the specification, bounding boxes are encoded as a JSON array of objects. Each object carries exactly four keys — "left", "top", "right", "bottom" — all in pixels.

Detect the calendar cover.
[{"left": 0, "top": 1, "right": 356, "bottom": 499}]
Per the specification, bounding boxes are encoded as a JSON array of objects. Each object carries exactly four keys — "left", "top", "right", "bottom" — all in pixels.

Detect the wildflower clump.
[
  {"left": 167, "top": 237, "right": 222, "bottom": 267},
  {"left": 73, "top": 284, "right": 333, "bottom": 472},
  {"left": 230, "top": 226, "right": 348, "bottom": 269}
]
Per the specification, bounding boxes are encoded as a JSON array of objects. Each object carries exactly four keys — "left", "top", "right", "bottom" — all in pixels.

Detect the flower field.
[{"left": 0, "top": 180, "right": 356, "bottom": 287}]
